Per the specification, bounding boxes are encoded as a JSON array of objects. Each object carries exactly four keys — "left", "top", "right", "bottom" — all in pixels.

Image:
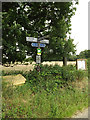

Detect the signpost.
[{"left": 26, "top": 36, "right": 49, "bottom": 72}]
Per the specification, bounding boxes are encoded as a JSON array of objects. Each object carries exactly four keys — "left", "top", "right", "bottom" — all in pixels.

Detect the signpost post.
[{"left": 26, "top": 36, "right": 49, "bottom": 72}]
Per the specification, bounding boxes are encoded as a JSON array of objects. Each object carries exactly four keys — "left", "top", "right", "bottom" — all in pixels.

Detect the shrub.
[
  {"left": 87, "top": 58, "right": 90, "bottom": 79},
  {"left": 25, "top": 64, "right": 78, "bottom": 93},
  {"left": 2, "top": 64, "right": 87, "bottom": 93},
  {"left": 61, "top": 65, "right": 77, "bottom": 81},
  {"left": 75, "top": 70, "right": 86, "bottom": 81},
  {"left": 24, "top": 57, "right": 33, "bottom": 63}
]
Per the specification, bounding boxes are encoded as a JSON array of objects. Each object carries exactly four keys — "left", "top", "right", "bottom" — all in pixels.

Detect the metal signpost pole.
[{"left": 36, "top": 39, "right": 41, "bottom": 72}]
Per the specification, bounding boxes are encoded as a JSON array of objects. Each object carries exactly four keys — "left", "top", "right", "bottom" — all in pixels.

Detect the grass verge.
[
  {"left": 2, "top": 64, "right": 88, "bottom": 118},
  {"left": 2, "top": 78, "right": 88, "bottom": 118}
]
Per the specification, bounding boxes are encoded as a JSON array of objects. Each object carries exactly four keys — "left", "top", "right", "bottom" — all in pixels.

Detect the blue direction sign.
[
  {"left": 31, "top": 43, "right": 38, "bottom": 47},
  {"left": 31, "top": 43, "right": 46, "bottom": 47},
  {"left": 40, "top": 43, "right": 46, "bottom": 47}
]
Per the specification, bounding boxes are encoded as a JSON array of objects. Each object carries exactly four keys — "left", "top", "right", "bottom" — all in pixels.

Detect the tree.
[
  {"left": 77, "top": 50, "right": 90, "bottom": 59},
  {"left": 42, "top": 17, "right": 76, "bottom": 65},
  {"left": 2, "top": 3, "right": 28, "bottom": 63},
  {"left": 2, "top": 2, "right": 78, "bottom": 64}
]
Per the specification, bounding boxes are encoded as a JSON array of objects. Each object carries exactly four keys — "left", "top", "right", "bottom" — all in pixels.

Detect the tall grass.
[{"left": 2, "top": 81, "right": 88, "bottom": 118}]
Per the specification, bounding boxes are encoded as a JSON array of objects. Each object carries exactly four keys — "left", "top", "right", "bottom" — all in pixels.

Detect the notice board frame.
[{"left": 76, "top": 59, "right": 87, "bottom": 70}]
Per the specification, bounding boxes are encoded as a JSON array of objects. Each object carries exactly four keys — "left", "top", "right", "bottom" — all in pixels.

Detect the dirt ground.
[
  {"left": 1, "top": 64, "right": 35, "bottom": 71},
  {"left": 72, "top": 107, "right": 88, "bottom": 118},
  {"left": 2, "top": 74, "right": 26, "bottom": 86}
]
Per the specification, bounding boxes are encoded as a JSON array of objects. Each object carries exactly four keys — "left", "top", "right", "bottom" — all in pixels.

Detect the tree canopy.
[
  {"left": 77, "top": 50, "right": 90, "bottom": 59},
  {"left": 2, "top": 1, "right": 78, "bottom": 64}
]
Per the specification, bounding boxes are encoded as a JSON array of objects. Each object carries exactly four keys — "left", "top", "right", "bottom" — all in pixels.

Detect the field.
[{"left": 1, "top": 61, "right": 76, "bottom": 71}]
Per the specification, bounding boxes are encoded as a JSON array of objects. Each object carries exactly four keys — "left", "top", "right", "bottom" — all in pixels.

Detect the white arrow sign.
[
  {"left": 26, "top": 37, "right": 37, "bottom": 42},
  {"left": 26, "top": 37, "right": 49, "bottom": 44},
  {"left": 40, "top": 39, "right": 49, "bottom": 44}
]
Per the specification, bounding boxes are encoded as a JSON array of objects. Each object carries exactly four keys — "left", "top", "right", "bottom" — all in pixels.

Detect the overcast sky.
[{"left": 71, "top": 0, "right": 89, "bottom": 55}]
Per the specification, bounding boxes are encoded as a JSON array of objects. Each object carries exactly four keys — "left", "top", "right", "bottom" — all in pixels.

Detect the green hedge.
[{"left": 87, "top": 58, "right": 90, "bottom": 79}]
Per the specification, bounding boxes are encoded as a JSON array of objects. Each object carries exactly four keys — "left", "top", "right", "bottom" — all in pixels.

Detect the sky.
[{"left": 71, "top": 0, "right": 89, "bottom": 55}]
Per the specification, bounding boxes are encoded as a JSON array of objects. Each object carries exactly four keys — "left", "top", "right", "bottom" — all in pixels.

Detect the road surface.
[{"left": 72, "top": 107, "right": 89, "bottom": 118}]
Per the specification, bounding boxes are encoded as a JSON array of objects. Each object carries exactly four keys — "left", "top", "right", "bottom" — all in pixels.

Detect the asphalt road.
[{"left": 72, "top": 108, "right": 89, "bottom": 118}]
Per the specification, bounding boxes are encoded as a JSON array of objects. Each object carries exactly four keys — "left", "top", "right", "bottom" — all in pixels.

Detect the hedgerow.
[{"left": 2, "top": 64, "right": 87, "bottom": 93}]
